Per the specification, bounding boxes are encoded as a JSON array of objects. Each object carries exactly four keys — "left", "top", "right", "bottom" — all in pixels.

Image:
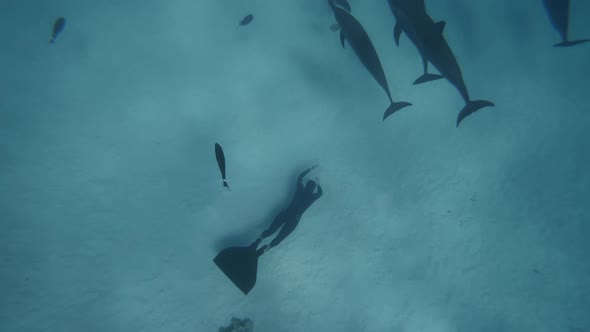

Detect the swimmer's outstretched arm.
[{"left": 297, "top": 165, "right": 318, "bottom": 187}]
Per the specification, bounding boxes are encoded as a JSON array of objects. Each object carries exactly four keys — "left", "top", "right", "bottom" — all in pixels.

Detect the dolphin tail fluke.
[
  {"left": 456, "top": 100, "right": 494, "bottom": 127},
  {"left": 383, "top": 101, "right": 412, "bottom": 121},
  {"left": 223, "top": 180, "right": 230, "bottom": 191},
  {"left": 553, "top": 39, "right": 590, "bottom": 47},
  {"left": 413, "top": 73, "right": 444, "bottom": 85}
]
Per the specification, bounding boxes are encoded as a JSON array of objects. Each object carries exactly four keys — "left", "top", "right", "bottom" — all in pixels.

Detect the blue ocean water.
[{"left": 1, "top": 0, "right": 588, "bottom": 331}]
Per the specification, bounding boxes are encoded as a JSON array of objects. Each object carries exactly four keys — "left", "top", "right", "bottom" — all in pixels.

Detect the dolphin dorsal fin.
[
  {"left": 394, "top": 22, "right": 402, "bottom": 46},
  {"left": 435, "top": 21, "right": 446, "bottom": 34}
]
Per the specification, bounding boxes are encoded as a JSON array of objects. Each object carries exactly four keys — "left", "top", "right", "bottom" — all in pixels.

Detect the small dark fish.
[
  {"left": 214, "top": 143, "right": 230, "bottom": 190},
  {"left": 329, "top": 23, "right": 340, "bottom": 32},
  {"left": 239, "top": 14, "right": 254, "bottom": 26},
  {"left": 50, "top": 17, "right": 66, "bottom": 44}
]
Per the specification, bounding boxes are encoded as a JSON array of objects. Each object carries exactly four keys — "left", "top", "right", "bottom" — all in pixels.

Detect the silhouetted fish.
[
  {"left": 50, "top": 17, "right": 66, "bottom": 44},
  {"left": 215, "top": 143, "right": 230, "bottom": 190},
  {"left": 543, "top": 0, "right": 589, "bottom": 47},
  {"left": 328, "top": 0, "right": 411, "bottom": 121},
  {"left": 240, "top": 14, "right": 254, "bottom": 26}
]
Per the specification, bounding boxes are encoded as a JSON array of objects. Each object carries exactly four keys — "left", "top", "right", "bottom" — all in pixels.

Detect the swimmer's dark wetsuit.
[{"left": 251, "top": 167, "right": 323, "bottom": 255}]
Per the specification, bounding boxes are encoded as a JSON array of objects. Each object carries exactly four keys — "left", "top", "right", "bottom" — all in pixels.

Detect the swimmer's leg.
[
  {"left": 267, "top": 215, "right": 301, "bottom": 250},
  {"left": 251, "top": 210, "right": 285, "bottom": 248}
]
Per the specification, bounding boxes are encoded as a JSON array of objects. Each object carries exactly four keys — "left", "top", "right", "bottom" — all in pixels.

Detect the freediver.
[{"left": 250, "top": 166, "right": 323, "bottom": 256}]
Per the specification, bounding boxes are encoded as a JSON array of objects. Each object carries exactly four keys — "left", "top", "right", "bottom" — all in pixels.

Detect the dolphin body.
[
  {"left": 543, "top": 0, "right": 589, "bottom": 47},
  {"left": 328, "top": 0, "right": 411, "bottom": 121},
  {"left": 388, "top": 0, "right": 494, "bottom": 127},
  {"left": 387, "top": 0, "right": 443, "bottom": 84}
]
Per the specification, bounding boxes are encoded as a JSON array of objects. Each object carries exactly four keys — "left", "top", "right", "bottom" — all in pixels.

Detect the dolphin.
[
  {"left": 387, "top": 0, "right": 443, "bottom": 84},
  {"left": 543, "top": 0, "right": 589, "bottom": 47},
  {"left": 328, "top": 0, "right": 411, "bottom": 121},
  {"left": 390, "top": 4, "right": 493, "bottom": 128},
  {"left": 419, "top": 20, "right": 494, "bottom": 127}
]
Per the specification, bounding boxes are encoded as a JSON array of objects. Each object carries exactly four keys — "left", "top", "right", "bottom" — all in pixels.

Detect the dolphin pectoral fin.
[
  {"left": 435, "top": 21, "right": 446, "bottom": 34},
  {"left": 340, "top": 30, "right": 346, "bottom": 48},
  {"left": 413, "top": 57, "right": 442, "bottom": 84},
  {"left": 383, "top": 101, "right": 412, "bottom": 121},
  {"left": 456, "top": 100, "right": 494, "bottom": 127},
  {"left": 553, "top": 39, "right": 590, "bottom": 47},
  {"left": 413, "top": 73, "right": 444, "bottom": 85},
  {"left": 394, "top": 22, "right": 402, "bottom": 46}
]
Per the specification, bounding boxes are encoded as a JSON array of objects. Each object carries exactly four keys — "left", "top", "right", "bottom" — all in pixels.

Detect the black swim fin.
[
  {"left": 456, "top": 100, "right": 494, "bottom": 127},
  {"left": 383, "top": 101, "right": 412, "bottom": 121},
  {"left": 413, "top": 73, "right": 444, "bottom": 85},
  {"left": 213, "top": 246, "right": 260, "bottom": 295}
]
